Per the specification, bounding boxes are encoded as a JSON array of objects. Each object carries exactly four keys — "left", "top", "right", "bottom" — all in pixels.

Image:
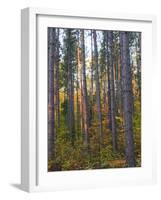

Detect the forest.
[{"left": 48, "top": 27, "right": 141, "bottom": 171}]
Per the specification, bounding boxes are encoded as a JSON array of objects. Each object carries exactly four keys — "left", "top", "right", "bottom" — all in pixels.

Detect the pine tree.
[
  {"left": 120, "top": 31, "right": 136, "bottom": 167},
  {"left": 107, "top": 31, "right": 117, "bottom": 152},
  {"left": 93, "top": 30, "right": 103, "bottom": 142},
  {"left": 48, "top": 27, "right": 56, "bottom": 161},
  {"left": 80, "top": 30, "right": 89, "bottom": 147}
]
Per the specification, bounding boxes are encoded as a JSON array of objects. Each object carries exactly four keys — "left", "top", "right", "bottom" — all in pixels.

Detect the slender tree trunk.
[
  {"left": 77, "top": 33, "right": 84, "bottom": 138},
  {"left": 80, "top": 68, "right": 84, "bottom": 138},
  {"left": 93, "top": 30, "right": 103, "bottom": 143},
  {"left": 67, "top": 30, "right": 75, "bottom": 143},
  {"left": 77, "top": 38, "right": 84, "bottom": 137},
  {"left": 117, "top": 56, "right": 122, "bottom": 114},
  {"left": 119, "top": 33, "right": 124, "bottom": 118},
  {"left": 71, "top": 51, "right": 75, "bottom": 143},
  {"left": 90, "top": 30, "right": 94, "bottom": 124},
  {"left": 80, "top": 30, "right": 89, "bottom": 147},
  {"left": 55, "top": 28, "right": 60, "bottom": 128},
  {"left": 48, "top": 28, "right": 56, "bottom": 161},
  {"left": 120, "top": 31, "right": 136, "bottom": 167},
  {"left": 107, "top": 31, "right": 117, "bottom": 152},
  {"left": 67, "top": 31, "right": 71, "bottom": 137},
  {"left": 103, "top": 80, "right": 107, "bottom": 111},
  {"left": 105, "top": 32, "right": 112, "bottom": 130},
  {"left": 76, "top": 32, "right": 80, "bottom": 137},
  {"left": 114, "top": 54, "right": 119, "bottom": 115},
  {"left": 136, "top": 34, "right": 141, "bottom": 98}
]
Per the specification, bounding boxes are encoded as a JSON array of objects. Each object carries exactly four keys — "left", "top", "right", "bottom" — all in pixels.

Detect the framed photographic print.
[{"left": 21, "top": 7, "right": 156, "bottom": 192}]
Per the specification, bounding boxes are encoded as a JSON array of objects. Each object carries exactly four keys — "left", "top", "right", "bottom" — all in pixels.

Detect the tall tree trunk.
[
  {"left": 119, "top": 33, "right": 124, "bottom": 120},
  {"left": 105, "top": 32, "right": 112, "bottom": 130},
  {"left": 80, "top": 30, "right": 89, "bottom": 147},
  {"left": 136, "top": 34, "right": 141, "bottom": 98},
  {"left": 76, "top": 32, "right": 80, "bottom": 137},
  {"left": 80, "top": 67, "right": 84, "bottom": 138},
  {"left": 90, "top": 30, "right": 94, "bottom": 124},
  {"left": 48, "top": 28, "right": 56, "bottom": 161},
  {"left": 103, "top": 80, "right": 107, "bottom": 111},
  {"left": 76, "top": 33, "right": 84, "bottom": 138},
  {"left": 120, "top": 31, "right": 136, "bottom": 167},
  {"left": 114, "top": 54, "right": 119, "bottom": 115},
  {"left": 77, "top": 36, "right": 84, "bottom": 137},
  {"left": 67, "top": 30, "right": 75, "bottom": 144},
  {"left": 107, "top": 31, "right": 117, "bottom": 152},
  {"left": 116, "top": 56, "right": 122, "bottom": 115},
  {"left": 93, "top": 30, "right": 103, "bottom": 143},
  {"left": 55, "top": 28, "right": 60, "bottom": 128}
]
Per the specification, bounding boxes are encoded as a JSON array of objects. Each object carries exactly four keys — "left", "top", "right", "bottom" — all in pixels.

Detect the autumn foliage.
[{"left": 48, "top": 28, "right": 141, "bottom": 171}]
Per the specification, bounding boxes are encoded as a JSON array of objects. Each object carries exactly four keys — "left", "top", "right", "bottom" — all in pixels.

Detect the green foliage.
[
  {"left": 49, "top": 99, "right": 141, "bottom": 170},
  {"left": 133, "top": 98, "right": 141, "bottom": 167},
  {"left": 49, "top": 116, "right": 131, "bottom": 171},
  {"left": 61, "top": 99, "right": 68, "bottom": 116},
  {"left": 100, "top": 146, "right": 122, "bottom": 167},
  {"left": 48, "top": 29, "right": 141, "bottom": 171}
]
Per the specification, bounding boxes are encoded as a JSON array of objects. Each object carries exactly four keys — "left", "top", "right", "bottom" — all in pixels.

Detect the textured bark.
[
  {"left": 119, "top": 34, "right": 124, "bottom": 113},
  {"left": 118, "top": 57, "right": 122, "bottom": 107},
  {"left": 120, "top": 31, "right": 136, "bottom": 167},
  {"left": 77, "top": 33, "right": 84, "bottom": 137},
  {"left": 91, "top": 30, "right": 94, "bottom": 103},
  {"left": 55, "top": 28, "right": 60, "bottom": 128},
  {"left": 48, "top": 28, "right": 56, "bottom": 161},
  {"left": 105, "top": 32, "right": 112, "bottom": 130},
  {"left": 93, "top": 30, "right": 103, "bottom": 142},
  {"left": 80, "top": 30, "right": 89, "bottom": 147},
  {"left": 136, "top": 34, "right": 141, "bottom": 97},
  {"left": 89, "top": 30, "right": 94, "bottom": 124},
  {"left": 67, "top": 30, "right": 75, "bottom": 143},
  {"left": 107, "top": 31, "right": 117, "bottom": 152},
  {"left": 76, "top": 32, "right": 80, "bottom": 136},
  {"left": 103, "top": 80, "right": 107, "bottom": 111},
  {"left": 114, "top": 55, "right": 120, "bottom": 115},
  {"left": 80, "top": 68, "right": 84, "bottom": 137}
]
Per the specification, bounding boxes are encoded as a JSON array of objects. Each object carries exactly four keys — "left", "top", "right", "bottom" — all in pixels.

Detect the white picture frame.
[{"left": 21, "top": 7, "right": 157, "bottom": 192}]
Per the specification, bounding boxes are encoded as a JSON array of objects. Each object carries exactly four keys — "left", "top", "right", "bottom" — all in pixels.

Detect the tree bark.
[
  {"left": 107, "top": 31, "right": 117, "bottom": 152},
  {"left": 48, "top": 27, "right": 56, "bottom": 161},
  {"left": 105, "top": 32, "right": 112, "bottom": 131},
  {"left": 120, "top": 31, "right": 136, "bottom": 167},
  {"left": 76, "top": 31, "right": 80, "bottom": 137},
  {"left": 90, "top": 30, "right": 94, "bottom": 124},
  {"left": 80, "top": 30, "right": 89, "bottom": 147},
  {"left": 136, "top": 33, "right": 141, "bottom": 98},
  {"left": 55, "top": 28, "right": 60, "bottom": 128},
  {"left": 67, "top": 30, "right": 75, "bottom": 143},
  {"left": 93, "top": 30, "right": 103, "bottom": 143}
]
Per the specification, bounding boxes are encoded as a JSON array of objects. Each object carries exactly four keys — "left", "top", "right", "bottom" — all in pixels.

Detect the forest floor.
[{"left": 48, "top": 100, "right": 141, "bottom": 171}]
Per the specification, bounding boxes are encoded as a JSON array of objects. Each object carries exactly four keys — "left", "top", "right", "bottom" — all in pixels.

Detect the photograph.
[{"left": 48, "top": 27, "right": 141, "bottom": 172}]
